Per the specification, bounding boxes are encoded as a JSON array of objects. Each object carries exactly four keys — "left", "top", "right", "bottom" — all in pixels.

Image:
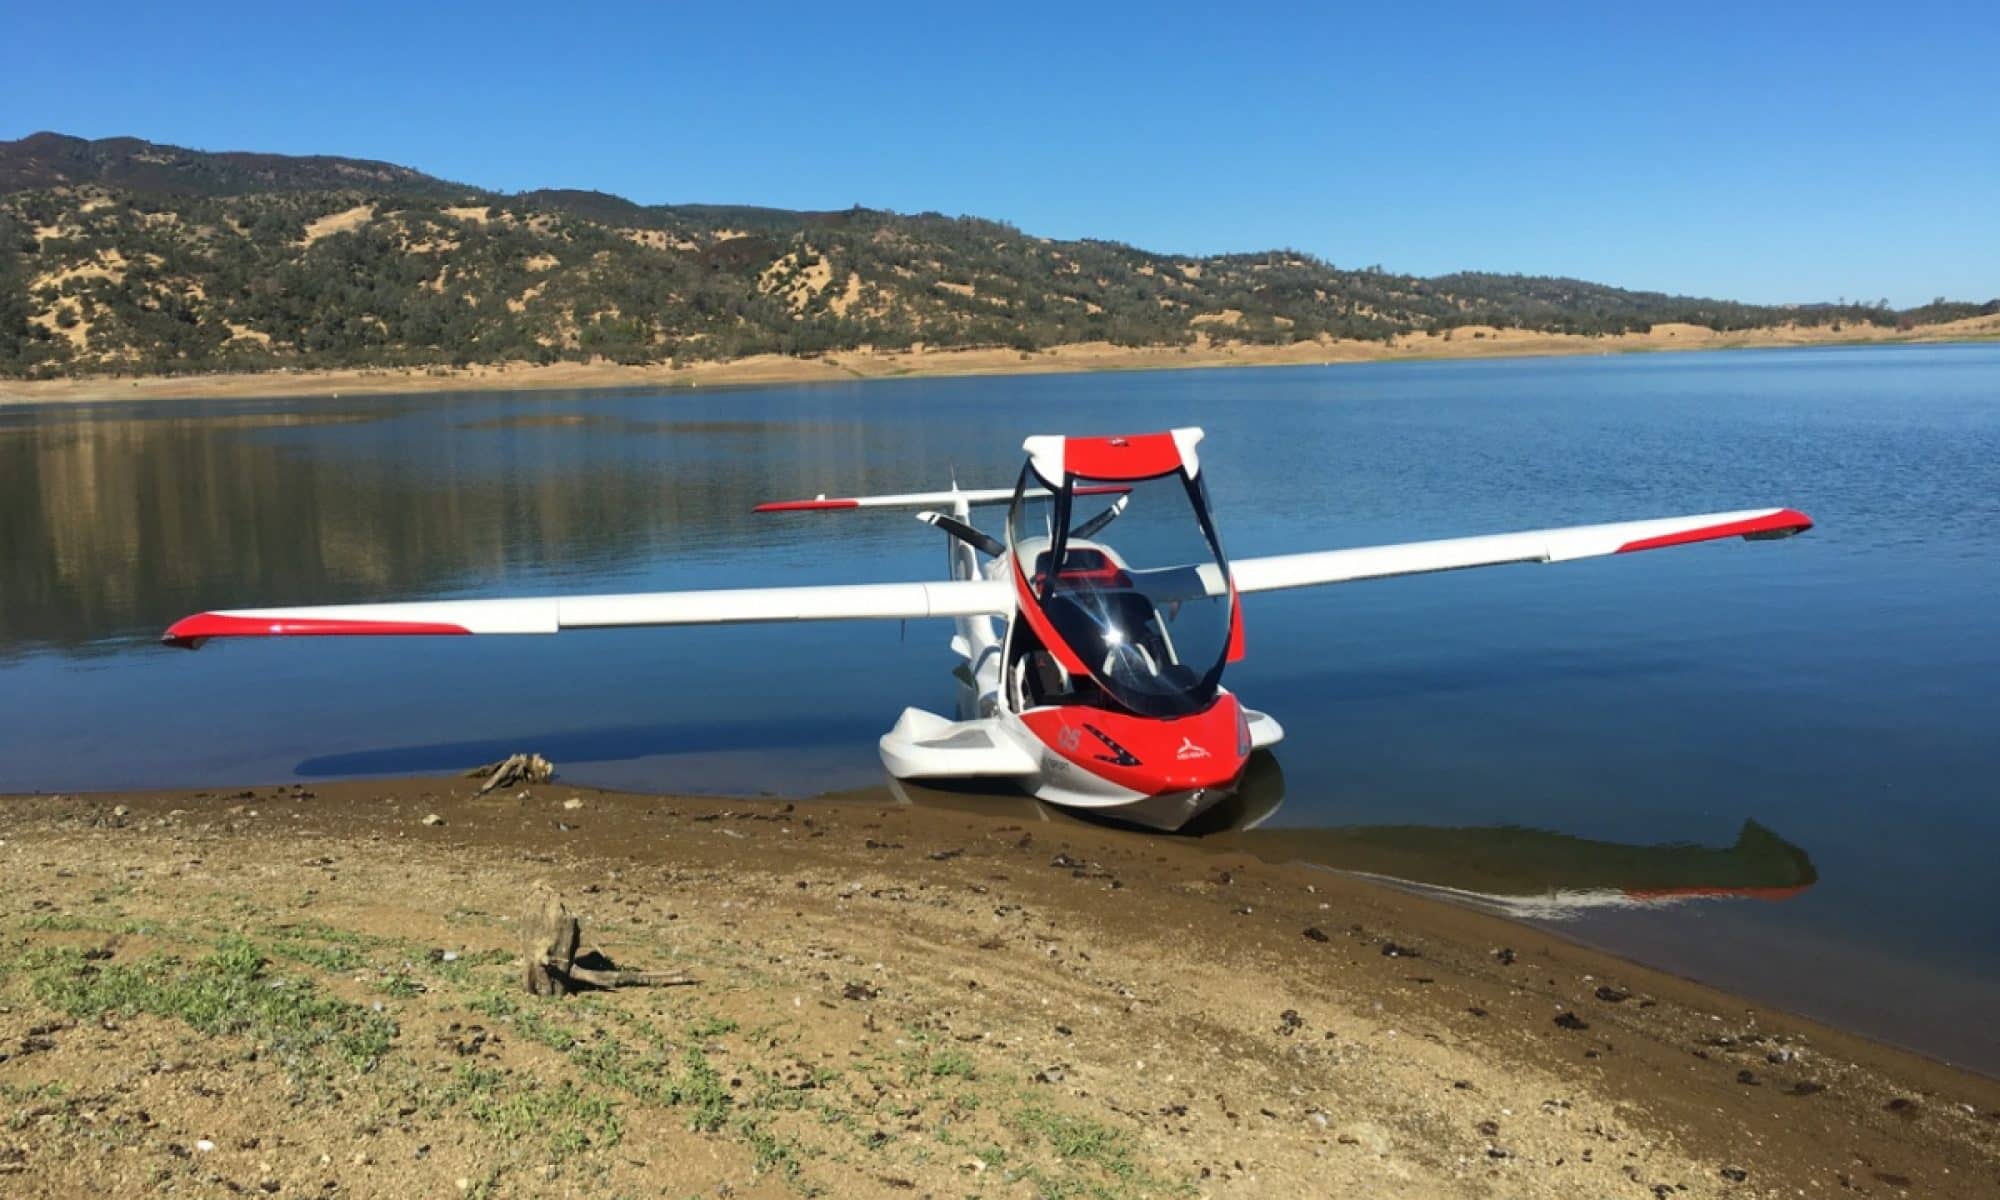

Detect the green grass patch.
[
  {"left": 442, "top": 1064, "right": 622, "bottom": 1160},
  {"left": 22, "top": 937, "right": 394, "bottom": 1081},
  {"left": 1006, "top": 1103, "right": 1193, "bottom": 1200}
]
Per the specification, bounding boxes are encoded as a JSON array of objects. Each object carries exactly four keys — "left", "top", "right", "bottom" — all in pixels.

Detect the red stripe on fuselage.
[
  {"left": 1615, "top": 508, "right": 1813, "bottom": 553},
  {"left": 1011, "top": 560, "right": 1091, "bottom": 676},
  {"left": 162, "top": 613, "right": 473, "bottom": 648}
]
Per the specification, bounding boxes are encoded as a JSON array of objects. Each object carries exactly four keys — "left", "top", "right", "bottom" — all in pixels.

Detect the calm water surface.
[{"left": 4, "top": 344, "right": 1998, "bottom": 1070}]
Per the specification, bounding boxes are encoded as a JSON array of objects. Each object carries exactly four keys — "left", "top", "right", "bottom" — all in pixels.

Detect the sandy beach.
[
  {"left": 2, "top": 780, "right": 1995, "bottom": 1198},
  {"left": 4, "top": 315, "right": 1996, "bottom": 406}
]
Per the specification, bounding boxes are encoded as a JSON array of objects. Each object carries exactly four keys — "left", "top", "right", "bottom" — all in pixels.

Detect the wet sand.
[
  {"left": 3, "top": 780, "right": 1995, "bottom": 1197},
  {"left": 4, "top": 315, "right": 1996, "bottom": 406}
]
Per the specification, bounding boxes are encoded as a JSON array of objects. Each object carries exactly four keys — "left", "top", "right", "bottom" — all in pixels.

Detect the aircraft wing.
[
  {"left": 1230, "top": 508, "right": 1812, "bottom": 594},
  {"left": 162, "top": 579, "right": 1015, "bottom": 649}
]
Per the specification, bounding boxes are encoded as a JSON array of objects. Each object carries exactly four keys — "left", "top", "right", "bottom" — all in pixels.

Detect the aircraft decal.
[
  {"left": 1082, "top": 723, "right": 1142, "bottom": 767},
  {"left": 1175, "top": 736, "right": 1210, "bottom": 761}
]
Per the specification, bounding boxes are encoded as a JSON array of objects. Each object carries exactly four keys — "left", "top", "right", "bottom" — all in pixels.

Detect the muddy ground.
[{"left": 2, "top": 780, "right": 1995, "bottom": 1198}]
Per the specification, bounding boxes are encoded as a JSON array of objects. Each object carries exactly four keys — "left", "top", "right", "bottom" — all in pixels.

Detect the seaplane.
[{"left": 163, "top": 428, "right": 1813, "bottom": 831}]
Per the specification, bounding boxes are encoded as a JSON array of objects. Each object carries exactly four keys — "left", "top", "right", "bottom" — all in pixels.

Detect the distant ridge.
[
  {"left": 2, "top": 132, "right": 1992, "bottom": 379},
  {"left": 0, "top": 131, "right": 474, "bottom": 200}
]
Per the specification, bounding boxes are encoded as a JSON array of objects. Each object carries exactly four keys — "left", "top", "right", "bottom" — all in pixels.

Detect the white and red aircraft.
[{"left": 164, "top": 428, "right": 1812, "bottom": 831}]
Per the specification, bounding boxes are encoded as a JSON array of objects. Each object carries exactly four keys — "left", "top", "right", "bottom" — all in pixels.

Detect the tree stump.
[
  {"left": 522, "top": 881, "right": 582, "bottom": 996},
  {"left": 520, "top": 880, "right": 691, "bottom": 996}
]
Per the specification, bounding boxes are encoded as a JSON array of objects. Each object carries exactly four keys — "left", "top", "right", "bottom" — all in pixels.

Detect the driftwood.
[
  {"left": 521, "top": 880, "right": 693, "bottom": 996},
  {"left": 467, "top": 753, "right": 554, "bottom": 796}
]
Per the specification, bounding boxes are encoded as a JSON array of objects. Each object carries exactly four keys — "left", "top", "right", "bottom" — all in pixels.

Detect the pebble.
[
  {"left": 421, "top": 814, "right": 445, "bottom": 827},
  {"left": 563, "top": 797, "right": 584, "bottom": 810},
  {"left": 195, "top": 1139, "right": 215, "bottom": 1153}
]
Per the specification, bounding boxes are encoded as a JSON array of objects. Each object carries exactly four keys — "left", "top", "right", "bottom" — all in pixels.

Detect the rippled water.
[{"left": 4, "top": 343, "right": 1998, "bottom": 1070}]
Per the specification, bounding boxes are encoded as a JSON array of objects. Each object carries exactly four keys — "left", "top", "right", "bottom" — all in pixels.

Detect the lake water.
[{"left": 5, "top": 344, "right": 1999, "bottom": 1072}]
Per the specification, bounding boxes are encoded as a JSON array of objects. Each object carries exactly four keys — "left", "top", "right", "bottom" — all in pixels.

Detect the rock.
[
  {"left": 841, "top": 981, "right": 877, "bottom": 1002},
  {"left": 1721, "top": 1167, "right": 1748, "bottom": 1182},
  {"left": 1594, "top": 986, "right": 1629, "bottom": 1003},
  {"left": 563, "top": 797, "right": 584, "bottom": 810},
  {"left": 1494, "top": 947, "right": 1517, "bottom": 965},
  {"left": 421, "top": 814, "right": 445, "bottom": 827},
  {"left": 1302, "top": 926, "right": 1330, "bottom": 942},
  {"left": 1553, "top": 1012, "right": 1589, "bottom": 1031},
  {"left": 195, "top": 1139, "right": 216, "bottom": 1153},
  {"left": 1380, "top": 942, "right": 1420, "bottom": 958},
  {"left": 112, "top": 805, "right": 131, "bottom": 819},
  {"left": 1333, "top": 1122, "right": 1391, "bottom": 1154},
  {"left": 1277, "top": 1010, "right": 1304, "bottom": 1036}
]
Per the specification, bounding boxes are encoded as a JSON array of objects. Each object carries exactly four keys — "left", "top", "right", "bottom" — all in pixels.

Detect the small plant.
[
  {"left": 442, "top": 1064, "right": 622, "bottom": 1159},
  {"left": 25, "top": 937, "right": 395, "bottom": 1081}
]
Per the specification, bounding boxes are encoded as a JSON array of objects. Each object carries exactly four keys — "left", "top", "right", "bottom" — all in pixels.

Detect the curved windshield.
[{"left": 1010, "top": 468, "right": 1232, "bottom": 717}]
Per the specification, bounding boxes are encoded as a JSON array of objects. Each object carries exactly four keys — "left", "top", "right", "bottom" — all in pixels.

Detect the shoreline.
[
  {"left": 4, "top": 315, "right": 1997, "bottom": 406},
  {"left": 4, "top": 778, "right": 1996, "bottom": 1197}
]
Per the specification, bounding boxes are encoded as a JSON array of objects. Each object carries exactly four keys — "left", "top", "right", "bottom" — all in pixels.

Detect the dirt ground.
[
  {"left": 3, "top": 315, "right": 1995, "bottom": 406},
  {"left": 2, "top": 780, "right": 1995, "bottom": 1198}
]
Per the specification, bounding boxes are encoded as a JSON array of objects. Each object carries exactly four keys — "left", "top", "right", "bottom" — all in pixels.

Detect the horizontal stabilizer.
[{"left": 754, "top": 484, "right": 1127, "bottom": 513}]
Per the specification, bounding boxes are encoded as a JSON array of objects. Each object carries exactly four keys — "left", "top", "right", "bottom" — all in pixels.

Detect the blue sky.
[{"left": 4, "top": 2, "right": 1994, "bottom": 305}]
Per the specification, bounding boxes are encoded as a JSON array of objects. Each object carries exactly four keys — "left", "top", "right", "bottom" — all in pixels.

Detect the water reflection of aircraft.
[
  {"left": 164, "top": 428, "right": 1812, "bottom": 831},
  {"left": 890, "top": 755, "right": 1819, "bottom": 919}
]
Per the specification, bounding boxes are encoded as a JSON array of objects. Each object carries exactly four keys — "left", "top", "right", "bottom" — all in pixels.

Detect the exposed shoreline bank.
[
  {"left": 3, "top": 778, "right": 1996, "bottom": 1197},
  {"left": 5, "top": 315, "right": 1997, "bottom": 406}
]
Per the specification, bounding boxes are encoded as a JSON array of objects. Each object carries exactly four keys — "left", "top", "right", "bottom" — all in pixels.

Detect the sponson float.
[{"left": 165, "top": 428, "right": 1812, "bottom": 830}]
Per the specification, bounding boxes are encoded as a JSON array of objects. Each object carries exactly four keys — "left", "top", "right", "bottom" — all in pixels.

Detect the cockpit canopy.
[{"left": 1008, "top": 432, "right": 1234, "bottom": 717}]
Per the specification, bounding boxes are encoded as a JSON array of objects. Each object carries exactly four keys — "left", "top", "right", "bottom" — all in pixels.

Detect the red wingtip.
[
  {"left": 752, "top": 498, "right": 861, "bottom": 513},
  {"left": 1616, "top": 507, "right": 1814, "bottom": 554},
  {"left": 161, "top": 612, "right": 472, "bottom": 648}
]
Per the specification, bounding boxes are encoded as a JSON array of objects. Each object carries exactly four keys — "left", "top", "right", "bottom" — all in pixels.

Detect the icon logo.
[
  {"left": 1056, "top": 725, "right": 1081, "bottom": 753},
  {"left": 1175, "top": 737, "right": 1210, "bottom": 761}
]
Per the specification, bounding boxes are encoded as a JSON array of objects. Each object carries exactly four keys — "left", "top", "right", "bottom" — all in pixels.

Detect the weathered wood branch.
[
  {"left": 469, "top": 752, "right": 554, "bottom": 796},
  {"left": 521, "top": 880, "right": 692, "bottom": 996}
]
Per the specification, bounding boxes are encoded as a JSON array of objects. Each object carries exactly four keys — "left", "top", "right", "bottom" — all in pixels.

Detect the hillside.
[{"left": 3, "top": 132, "right": 1992, "bottom": 379}]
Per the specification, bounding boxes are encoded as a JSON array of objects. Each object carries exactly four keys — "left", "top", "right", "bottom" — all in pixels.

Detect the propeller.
[
  {"left": 916, "top": 511, "right": 1005, "bottom": 557},
  {"left": 1070, "top": 494, "right": 1129, "bottom": 540}
]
